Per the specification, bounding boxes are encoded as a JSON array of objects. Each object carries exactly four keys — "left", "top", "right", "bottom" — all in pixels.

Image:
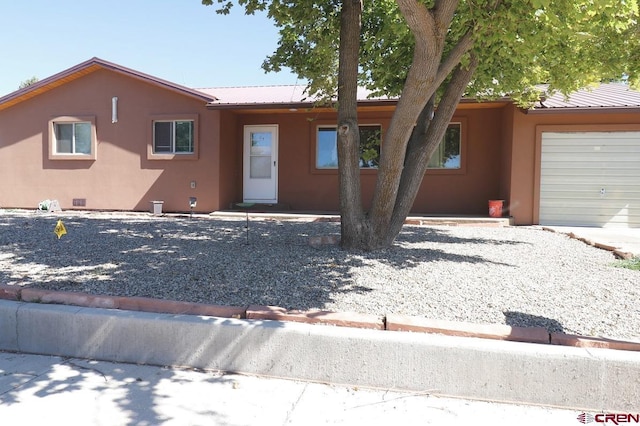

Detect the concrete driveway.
[{"left": 540, "top": 226, "right": 640, "bottom": 258}]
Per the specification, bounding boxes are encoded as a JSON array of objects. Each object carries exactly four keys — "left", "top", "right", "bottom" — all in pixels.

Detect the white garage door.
[{"left": 540, "top": 132, "right": 640, "bottom": 228}]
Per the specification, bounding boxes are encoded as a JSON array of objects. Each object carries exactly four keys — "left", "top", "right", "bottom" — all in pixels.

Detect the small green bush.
[{"left": 614, "top": 257, "right": 640, "bottom": 271}]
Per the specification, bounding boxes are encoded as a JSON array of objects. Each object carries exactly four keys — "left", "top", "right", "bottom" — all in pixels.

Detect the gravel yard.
[{"left": 0, "top": 210, "right": 638, "bottom": 341}]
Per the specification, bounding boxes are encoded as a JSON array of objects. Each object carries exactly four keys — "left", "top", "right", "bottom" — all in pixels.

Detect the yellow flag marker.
[{"left": 54, "top": 219, "right": 67, "bottom": 239}]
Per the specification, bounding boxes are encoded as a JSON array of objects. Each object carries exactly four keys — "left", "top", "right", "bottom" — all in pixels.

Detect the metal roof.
[
  {"left": 202, "top": 82, "right": 640, "bottom": 111},
  {"left": 538, "top": 83, "right": 640, "bottom": 110},
  {"left": 2, "top": 56, "right": 638, "bottom": 113},
  {"left": 198, "top": 85, "right": 393, "bottom": 108}
]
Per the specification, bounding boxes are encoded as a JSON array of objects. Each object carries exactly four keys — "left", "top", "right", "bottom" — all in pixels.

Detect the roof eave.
[
  {"left": 0, "top": 57, "right": 216, "bottom": 111},
  {"left": 0, "top": 58, "right": 100, "bottom": 111},
  {"left": 205, "top": 97, "right": 514, "bottom": 112},
  {"left": 94, "top": 58, "right": 216, "bottom": 103},
  {"left": 206, "top": 99, "right": 399, "bottom": 110},
  {"left": 525, "top": 105, "right": 640, "bottom": 114}
]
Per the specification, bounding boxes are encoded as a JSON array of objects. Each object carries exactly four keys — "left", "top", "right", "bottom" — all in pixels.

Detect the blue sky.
[{"left": 0, "top": 0, "right": 300, "bottom": 97}]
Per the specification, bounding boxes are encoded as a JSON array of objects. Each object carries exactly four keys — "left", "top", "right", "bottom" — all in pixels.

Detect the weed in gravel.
[{"left": 614, "top": 257, "right": 640, "bottom": 271}]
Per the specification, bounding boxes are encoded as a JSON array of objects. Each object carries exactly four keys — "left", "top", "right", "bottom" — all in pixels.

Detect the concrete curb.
[
  {"left": 3, "top": 286, "right": 639, "bottom": 352},
  {"left": 1, "top": 298, "right": 639, "bottom": 411}
]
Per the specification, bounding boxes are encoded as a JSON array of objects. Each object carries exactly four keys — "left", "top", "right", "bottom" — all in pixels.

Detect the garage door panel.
[
  {"left": 542, "top": 145, "right": 640, "bottom": 154},
  {"left": 542, "top": 153, "right": 640, "bottom": 163},
  {"left": 542, "top": 160, "right": 640, "bottom": 169},
  {"left": 540, "top": 184, "right": 640, "bottom": 195},
  {"left": 541, "top": 200, "right": 638, "bottom": 211},
  {"left": 544, "top": 132, "right": 640, "bottom": 141},
  {"left": 540, "top": 168, "right": 638, "bottom": 177},
  {"left": 541, "top": 196, "right": 639, "bottom": 206},
  {"left": 540, "top": 132, "right": 640, "bottom": 228},
  {"left": 541, "top": 208, "right": 639, "bottom": 218},
  {"left": 541, "top": 207, "right": 639, "bottom": 228},
  {"left": 540, "top": 215, "right": 638, "bottom": 228}
]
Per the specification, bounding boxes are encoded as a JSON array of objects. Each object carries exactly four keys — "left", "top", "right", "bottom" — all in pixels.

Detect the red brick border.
[
  {"left": 1, "top": 284, "right": 638, "bottom": 352},
  {"left": 0, "top": 285, "right": 21, "bottom": 301},
  {"left": 247, "top": 305, "right": 384, "bottom": 330},
  {"left": 551, "top": 332, "right": 640, "bottom": 352},
  {"left": 5, "top": 286, "right": 246, "bottom": 319},
  {"left": 386, "top": 315, "right": 550, "bottom": 344},
  {"left": 21, "top": 288, "right": 118, "bottom": 309},
  {"left": 543, "top": 227, "right": 637, "bottom": 260},
  {"left": 117, "top": 296, "right": 246, "bottom": 318}
]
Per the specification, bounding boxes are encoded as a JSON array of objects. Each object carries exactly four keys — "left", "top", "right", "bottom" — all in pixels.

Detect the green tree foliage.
[
  {"left": 204, "top": 0, "right": 639, "bottom": 250},
  {"left": 18, "top": 76, "right": 39, "bottom": 89}
]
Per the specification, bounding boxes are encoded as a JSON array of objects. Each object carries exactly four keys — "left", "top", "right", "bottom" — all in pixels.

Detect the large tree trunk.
[
  {"left": 383, "top": 56, "right": 479, "bottom": 245},
  {"left": 338, "top": 0, "right": 477, "bottom": 251},
  {"left": 367, "top": 0, "right": 461, "bottom": 240},
  {"left": 337, "top": 0, "right": 372, "bottom": 249}
]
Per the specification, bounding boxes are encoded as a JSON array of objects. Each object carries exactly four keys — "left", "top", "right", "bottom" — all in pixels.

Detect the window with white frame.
[
  {"left": 428, "top": 123, "right": 461, "bottom": 169},
  {"left": 316, "top": 125, "right": 381, "bottom": 169},
  {"left": 153, "top": 120, "right": 194, "bottom": 154},
  {"left": 53, "top": 121, "right": 92, "bottom": 155}
]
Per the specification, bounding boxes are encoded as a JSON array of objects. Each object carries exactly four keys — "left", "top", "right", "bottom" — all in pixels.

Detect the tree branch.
[
  {"left": 406, "top": 95, "right": 436, "bottom": 157},
  {"left": 434, "top": 0, "right": 460, "bottom": 28},
  {"left": 434, "top": 30, "right": 474, "bottom": 88},
  {"left": 428, "top": 53, "right": 479, "bottom": 144},
  {"left": 396, "top": 0, "right": 436, "bottom": 41},
  {"left": 383, "top": 54, "right": 479, "bottom": 244}
]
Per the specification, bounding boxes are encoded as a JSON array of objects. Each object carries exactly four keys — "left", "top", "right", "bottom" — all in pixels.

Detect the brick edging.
[
  {"left": 2, "top": 285, "right": 639, "bottom": 352},
  {"left": 542, "top": 227, "right": 636, "bottom": 260}
]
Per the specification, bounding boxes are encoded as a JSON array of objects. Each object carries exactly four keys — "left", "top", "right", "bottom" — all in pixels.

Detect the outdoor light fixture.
[{"left": 111, "top": 97, "right": 118, "bottom": 123}]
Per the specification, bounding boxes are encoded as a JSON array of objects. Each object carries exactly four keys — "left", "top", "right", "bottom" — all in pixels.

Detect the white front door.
[{"left": 243, "top": 125, "right": 278, "bottom": 203}]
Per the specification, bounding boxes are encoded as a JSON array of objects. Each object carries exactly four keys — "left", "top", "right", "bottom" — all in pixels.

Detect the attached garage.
[{"left": 539, "top": 131, "right": 640, "bottom": 228}]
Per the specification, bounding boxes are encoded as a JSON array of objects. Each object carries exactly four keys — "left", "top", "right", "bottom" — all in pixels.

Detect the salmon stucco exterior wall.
[
  {"left": 0, "top": 69, "right": 222, "bottom": 213},
  {"left": 3, "top": 58, "right": 638, "bottom": 227},
  {"left": 507, "top": 107, "right": 640, "bottom": 225},
  {"left": 226, "top": 105, "right": 509, "bottom": 215}
]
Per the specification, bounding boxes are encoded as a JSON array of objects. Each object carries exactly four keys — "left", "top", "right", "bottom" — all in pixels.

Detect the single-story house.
[{"left": 0, "top": 57, "right": 638, "bottom": 227}]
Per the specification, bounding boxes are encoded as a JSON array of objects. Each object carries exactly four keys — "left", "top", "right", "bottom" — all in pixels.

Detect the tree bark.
[
  {"left": 336, "top": 0, "right": 370, "bottom": 249},
  {"left": 337, "top": 0, "right": 477, "bottom": 251},
  {"left": 384, "top": 56, "right": 479, "bottom": 244},
  {"left": 368, "top": 1, "right": 441, "bottom": 238},
  {"left": 367, "top": 0, "right": 460, "bottom": 249}
]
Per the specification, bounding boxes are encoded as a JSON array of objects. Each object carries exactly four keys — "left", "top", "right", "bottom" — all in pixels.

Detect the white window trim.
[
  {"left": 152, "top": 120, "right": 195, "bottom": 154},
  {"left": 147, "top": 114, "right": 199, "bottom": 160},
  {"left": 48, "top": 115, "right": 97, "bottom": 160}
]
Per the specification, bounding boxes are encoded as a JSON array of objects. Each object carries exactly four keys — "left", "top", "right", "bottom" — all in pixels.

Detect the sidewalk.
[{"left": 0, "top": 351, "right": 581, "bottom": 426}]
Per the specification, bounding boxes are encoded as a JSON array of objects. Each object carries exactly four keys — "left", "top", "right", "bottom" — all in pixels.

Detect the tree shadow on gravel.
[
  {"left": 0, "top": 214, "right": 516, "bottom": 311},
  {"left": 360, "top": 245, "right": 515, "bottom": 269},
  {"left": 359, "top": 225, "right": 518, "bottom": 268},
  {"left": 398, "top": 226, "right": 532, "bottom": 247},
  {"left": 0, "top": 214, "right": 528, "bottom": 424},
  {"left": 504, "top": 311, "right": 565, "bottom": 333}
]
